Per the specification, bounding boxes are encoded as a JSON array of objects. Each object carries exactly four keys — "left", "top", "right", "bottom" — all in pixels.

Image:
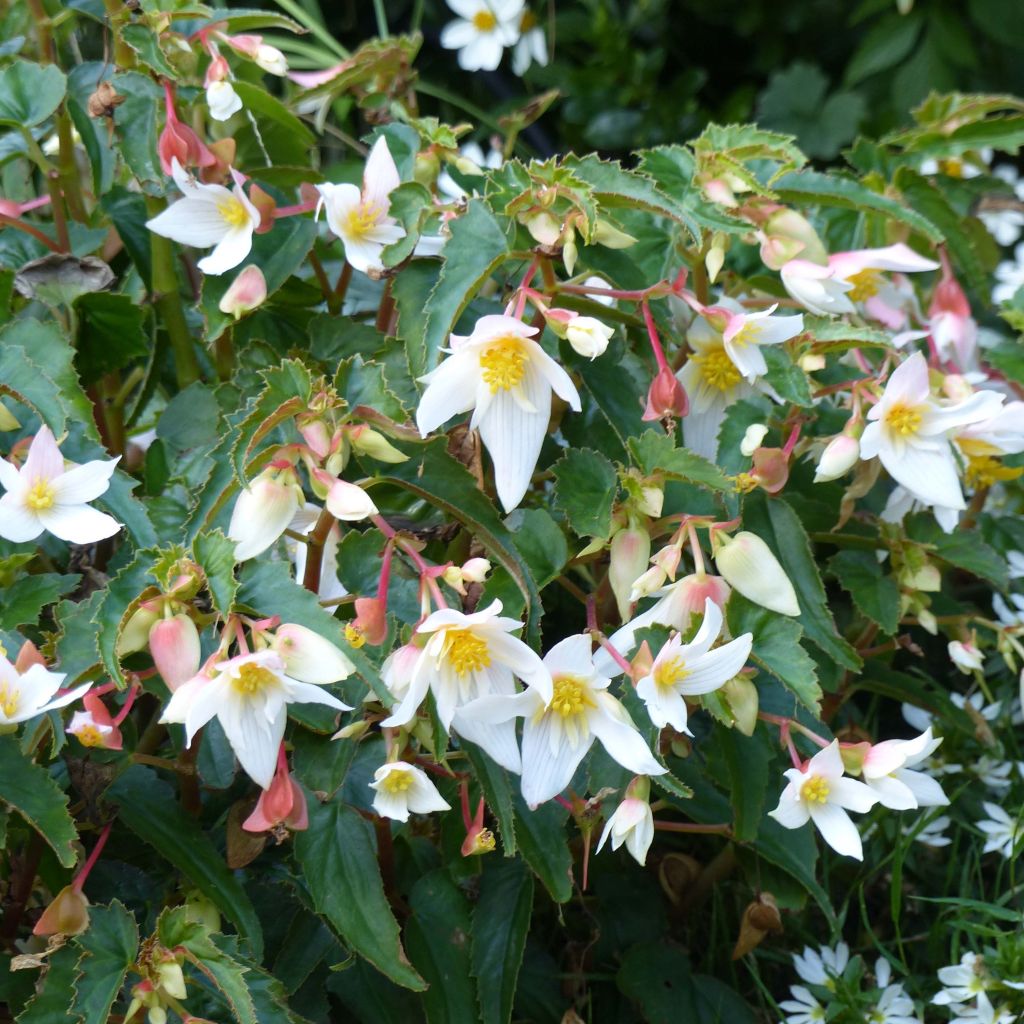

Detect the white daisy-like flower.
[
  {"left": 440, "top": 0, "right": 524, "bottom": 72},
  {"left": 778, "top": 985, "right": 826, "bottom": 1024},
  {"left": 975, "top": 802, "right": 1022, "bottom": 859},
  {"left": 933, "top": 952, "right": 990, "bottom": 1006},
  {"left": 792, "top": 943, "right": 850, "bottom": 988},
  {"left": 511, "top": 8, "right": 547, "bottom": 75}
]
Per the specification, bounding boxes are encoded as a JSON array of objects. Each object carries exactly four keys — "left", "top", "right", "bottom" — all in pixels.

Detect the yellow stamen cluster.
[
  {"left": 0, "top": 683, "right": 20, "bottom": 719},
  {"left": 732, "top": 472, "right": 758, "bottom": 494},
  {"left": 25, "top": 479, "right": 56, "bottom": 510},
  {"left": 479, "top": 337, "right": 528, "bottom": 393},
  {"left": 800, "top": 776, "right": 830, "bottom": 804},
  {"left": 472, "top": 9, "right": 497, "bottom": 30},
  {"left": 966, "top": 455, "right": 1024, "bottom": 489},
  {"left": 344, "top": 201, "right": 382, "bottom": 240},
  {"left": 446, "top": 630, "right": 491, "bottom": 675},
  {"left": 694, "top": 347, "right": 741, "bottom": 392},
  {"left": 344, "top": 623, "right": 367, "bottom": 649},
  {"left": 233, "top": 663, "right": 279, "bottom": 696},
  {"left": 75, "top": 724, "right": 105, "bottom": 748},
  {"left": 550, "top": 675, "right": 593, "bottom": 718},
  {"left": 654, "top": 655, "right": 689, "bottom": 690},
  {"left": 380, "top": 768, "right": 414, "bottom": 794},
  {"left": 729, "top": 322, "right": 762, "bottom": 349},
  {"left": 845, "top": 269, "right": 882, "bottom": 302},
  {"left": 217, "top": 196, "right": 250, "bottom": 229},
  {"left": 884, "top": 402, "right": 922, "bottom": 437}
]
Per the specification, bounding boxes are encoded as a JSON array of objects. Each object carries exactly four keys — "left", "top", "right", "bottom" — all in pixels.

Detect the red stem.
[
  {"left": 641, "top": 300, "right": 670, "bottom": 373},
  {"left": 72, "top": 821, "right": 113, "bottom": 892}
]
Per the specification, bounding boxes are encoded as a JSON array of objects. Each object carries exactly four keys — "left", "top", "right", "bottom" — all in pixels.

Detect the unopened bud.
[
  {"left": 814, "top": 434, "right": 860, "bottom": 483},
  {"left": 117, "top": 604, "right": 160, "bottom": 656},
  {"left": 642, "top": 365, "right": 688, "bottom": 421},
  {"left": 593, "top": 219, "right": 637, "bottom": 249},
  {"left": 705, "top": 242, "right": 725, "bottom": 284},
  {"left": 228, "top": 466, "right": 302, "bottom": 560},
  {"left": 721, "top": 675, "right": 759, "bottom": 736},
  {"left": 149, "top": 613, "right": 202, "bottom": 692},
  {"left": 273, "top": 622, "right": 355, "bottom": 683},
  {"left": 218, "top": 265, "right": 266, "bottom": 318},
  {"left": 949, "top": 640, "right": 983, "bottom": 674},
  {"left": 565, "top": 315, "right": 614, "bottom": 360},
  {"left": 609, "top": 525, "right": 651, "bottom": 621},
  {"left": 312, "top": 469, "right": 378, "bottom": 521},
  {"left": 740, "top": 423, "right": 769, "bottom": 457},
  {"left": 522, "top": 210, "right": 561, "bottom": 247},
  {"left": 713, "top": 531, "right": 799, "bottom": 616},
  {"left": 348, "top": 425, "right": 407, "bottom": 463},
  {"left": 33, "top": 884, "right": 89, "bottom": 936},
  {"left": 0, "top": 402, "right": 19, "bottom": 431}
]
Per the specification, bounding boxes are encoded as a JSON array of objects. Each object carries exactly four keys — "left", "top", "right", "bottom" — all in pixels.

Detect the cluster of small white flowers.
[{"left": 932, "top": 953, "right": 1021, "bottom": 1023}]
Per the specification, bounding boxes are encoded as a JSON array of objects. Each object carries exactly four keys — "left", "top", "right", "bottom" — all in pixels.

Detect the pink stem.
[
  {"left": 640, "top": 300, "right": 670, "bottom": 373},
  {"left": 597, "top": 634, "right": 635, "bottom": 678},
  {"left": 111, "top": 684, "right": 139, "bottom": 727},
  {"left": 72, "top": 822, "right": 113, "bottom": 892},
  {"left": 376, "top": 542, "right": 395, "bottom": 602},
  {"left": 275, "top": 200, "right": 319, "bottom": 218}
]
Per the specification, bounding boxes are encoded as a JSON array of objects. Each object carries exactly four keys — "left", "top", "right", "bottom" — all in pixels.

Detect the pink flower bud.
[
  {"left": 751, "top": 447, "right": 789, "bottom": 494},
  {"left": 149, "top": 613, "right": 202, "bottom": 692},
  {"left": 814, "top": 434, "right": 860, "bottom": 483},
  {"left": 312, "top": 469, "right": 379, "bottom": 521},
  {"left": 461, "top": 557, "right": 491, "bottom": 583},
  {"left": 218, "top": 266, "right": 266, "bottom": 319},
  {"left": 642, "top": 366, "right": 688, "bottom": 421},
  {"left": 158, "top": 104, "right": 215, "bottom": 176},
  {"left": 204, "top": 54, "right": 230, "bottom": 86},
  {"left": 349, "top": 596, "right": 388, "bottom": 647},
  {"left": 652, "top": 544, "right": 682, "bottom": 580},
  {"left": 609, "top": 525, "right": 651, "bottom": 621},
  {"left": 243, "top": 756, "right": 308, "bottom": 833},
  {"left": 33, "top": 884, "right": 89, "bottom": 936}
]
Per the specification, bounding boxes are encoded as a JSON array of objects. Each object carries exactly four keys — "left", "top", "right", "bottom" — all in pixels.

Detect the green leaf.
[
  {"left": 771, "top": 169, "right": 943, "bottom": 242},
  {"left": 420, "top": 200, "right": 510, "bottom": 374},
  {"left": 72, "top": 900, "right": 139, "bottom": 1024},
  {"left": 73, "top": 292, "right": 149, "bottom": 386},
  {"left": 202, "top": 7, "right": 307, "bottom": 32},
  {"left": 107, "top": 766, "right": 264, "bottom": 959},
  {"left": 0, "top": 735, "right": 77, "bottom": 867},
  {"left": 471, "top": 858, "right": 533, "bottom": 1024},
  {"left": 0, "top": 339, "right": 66, "bottom": 436},
  {"left": 551, "top": 448, "right": 618, "bottom": 539},
  {"left": 512, "top": 794, "right": 573, "bottom": 903},
  {"left": 0, "top": 60, "right": 66, "bottom": 127},
  {"left": 193, "top": 529, "right": 239, "bottom": 618},
  {"left": 121, "top": 23, "right": 177, "bottom": 76},
  {"left": 335, "top": 355, "right": 408, "bottom": 422},
  {"left": 504, "top": 509, "right": 568, "bottom": 589},
  {"left": 17, "top": 945, "right": 80, "bottom": 1024},
  {"left": 0, "top": 573, "right": 78, "bottom": 631},
  {"left": 751, "top": 815, "right": 835, "bottom": 926},
  {"left": 761, "top": 346, "right": 812, "bottom": 406},
  {"left": 293, "top": 798, "right": 426, "bottom": 991},
  {"left": 93, "top": 550, "right": 159, "bottom": 688},
  {"left": 158, "top": 907, "right": 257, "bottom": 1024},
  {"left": 716, "top": 728, "right": 769, "bottom": 842},
  {"left": 112, "top": 72, "right": 162, "bottom": 185},
  {"left": 845, "top": 12, "right": 923, "bottom": 85},
  {"left": 727, "top": 594, "right": 822, "bottom": 713},
  {"left": 985, "top": 341, "right": 1024, "bottom": 385},
  {"left": 830, "top": 549, "right": 900, "bottom": 634},
  {"left": 461, "top": 743, "right": 517, "bottom": 857},
  {"left": 908, "top": 516, "right": 1009, "bottom": 589},
  {"left": 742, "top": 492, "right": 861, "bottom": 671},
  {"left": 405, "top": 870, "right": 478, "bottom": 1024},
  {"left": 627, "top": 430, "right": 733, "bottom": 491}
]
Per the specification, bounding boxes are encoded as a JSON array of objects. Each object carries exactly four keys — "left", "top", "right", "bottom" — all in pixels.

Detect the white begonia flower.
[
  {"left": 714, "top": 303, "right": 804, "bottom": 383},
  {"left": 145, "top": 159, "right": 260, "bottom": 276},
  {"left": 768, "top": 740, "right": 879, "bottom": 859},
  {"left": 949, "top": 640, "right": 984, "bottom": 674},
  {"left": 1008, "top": 551, "right": 1024, "bottom": 579},
  {"left": 596, "top": 796, "right": 654, "bottom": 865},
  {"left": 316, "top": 137, "right": 406, "bottom": 275},
  {"left": 565, "top": 315, "right": 614, "bottom": 360},
  {"left": 793, "top": 943, "right": 849, "bottom": 988},
  {"left": 160, "top": 649, "right": 351, "bottom": 788},
  {"left": 859, "top": 351, "right": 1003, "bottom": 510},
  {"left": 933, "top": 952, "right": 990, "bottom": 1006},
  {"left": 780, "top": 259, "right": 857, "bottom": 316},
  {"left": 511, "top": 9, "right": 547, "bottom": 75},
  {"left": 369, "top": 761, "right": 451, "bottom": 822},
  {"left": 0, "top": 654, "right": 90, "bottom": 727},
  {"left": 0, "top": 425, "right": 120, "bottom": 545},
  {"left": 993, "top": 242, "right": 1024, "bottom": 303},
  {"left": 676, "top": 297, "right": 781, "bottom": 460},
  {"left": 416, "top": 314, "right": 581, "bottom": 512},
  {"left": 778, "top": 985, "right": 826, "bottom": 1024},
  {"left": 861, "top": 728, "right": 949, "bottom": 810},
  {"left": 993, "top": 591, "right": 1024, "bottom": 628},
  {"left": 976, "top": 802, "right": 1022, "bottom": 859},
  {"left": 956, "top": 399, "right": 1024, "bottom": 457},
  {"left": 228, "top": 464, "right": 303, "bottom": 561},
  {"left": 381, "top": 599, "right": 552, "bottom": 772},
  {"left": 286, "top": 503, "right": 347, "bottom": 602},
  {"left": 440, "top": 0, "right": 524, "bottom": 72},
  {"left": 460, "top": 634, "right": 665, "bottom": 808},
  {"left": 978, "top": 166, "right": 1024, "bottom": 246},
  {"left": 206, "top": 80, "right": 242, "bottom": 121},
  {"left": 635, "top": 598, "right": 752, "bottom": 734}
]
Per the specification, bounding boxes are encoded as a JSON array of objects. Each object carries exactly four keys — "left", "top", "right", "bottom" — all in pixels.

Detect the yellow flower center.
[
  {"left": 884, "top": 402, "right": 922, "bottom": 437},
  {"left": 445, "top": 629, "right": 491, "bottom": 675},
  {"left": 75, "top": 724, "right": 105, "bottom": 747},
  {"left": 729, "top": 322, "right": 762, "bottom": 348},
  {"left": 694, "top": 346, "right": 741, "bottom": 392},
  {"left": 939, "top": 158, "right": 964, "bottom": 178},
  {"left": 232, "top": 662, "right": 279, "bottom": 696},
  {"left": 469, "top": 828, "right": 496, "bottom": 854},
  {"left": 380, "top": 768, "right": 414, "bottom": 794},
  {"left": 472, "top": 9, "right": 497, "bottom": 30},
  {"left": 520, "top": 10, "right": 537, "bottom": 30},
  {"left": 479, "top": 337, "right": 528, "bottom": 393},
  {"left": 549, "top": 675, "right": 594, "bottom": 718},
  {"left": 654, "top": 655, "right": 689, "bottom": 691},
  {"left": 732, "top": 472, "right": 758, "bottom": 493},
  {"left": 845, "top": 268, "right": 882, "bottom": 302},
  {"left": 25, "top": 479, "right": 56, "bottom": 510},
  {"left": 966, "top": 455, "right": 1024, "bottom": 489},
  {"left": 217, "top": 195, "right": 250, "bottom": 229},
  {"left": 0, "top": 683, "right": 19, "bottom": 719},
  {"left": 343, "top": 200, "right": 382, "bottom": 241},
  {"left": 800, "top": 776, "right": 830, "bottom": 804},
  {"left": 344, "top": 623, "right": 367, "bottom": 648}
]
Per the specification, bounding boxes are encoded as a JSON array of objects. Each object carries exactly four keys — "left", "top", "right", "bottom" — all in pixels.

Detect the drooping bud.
[
  {"left": 348, "top": 596, "right": 388, "bottom": 647},
  {"left": 713, "top": 531, "right": 800, "bottom": 616},
  {"left": 117, "top": 603, "right": 160, "bottom": 656},
  {"left": 609, "top": 523, "right": 651, "bottom": 621},
  {"left": 948, "top": 639, "right": 984, "bottom": 674},
  {"left": 242, "top": 755, "right": 308, "bottom": 833},
  {"left": 272, "top": 623, "right": 355, "bottom": 683},
  {"left": 750, "top": 447, "right": 790, "bottom": 494},
  {"left": 207, "top": 80, "right": 242, "bottom": 122},
  {"left": 565, "top": 315, "right": 614, "bottom": 360},
  {"left": 593, "top": 219, "right": 638, "bottom": 249},
  {"left": 154, "top": 951, "right": 188, "bottom": 1000},
  {"left": 522, "top": 210, "right": 561, "bottom": 246},
  {"left": 228, "top": 465, "right": 302, "bottom": 560},
  {"left": 149, "top": 613, "right": 202, "bottom": 692},
  {"left": 629, "top": 565, "right": 667, "bottom": 603},
  {"left": 218, "top": 265, "right": 266, "bottom": 319},
  {"left": 33, "top": 884, "right": 90, "bottom": 936},
  {"left": 312, "top": 469, "right": 379, "bottom": 521},
  {"left": 732, "top": 892, "right": 782, "bottom": 959},
  {"left": 347, "top": 424, "right": 408, "bottom": 463},
  {"left": 158, "top": 92, "right": 215, "bottom": 176},
  {"left": 652, "top": 544, "right": 682, "bottom": 582},
  {"left": 0, "top": 401, "right": 19, "bottom": 431},
  {"left": 814, "top": 434, "right": 861, "bottom": 483},
  {"left": 641, "top": 365, "right": 688, "bottom": 421},
  {"left": 721, "top": 675, "right": 759, "bottom": 736}
]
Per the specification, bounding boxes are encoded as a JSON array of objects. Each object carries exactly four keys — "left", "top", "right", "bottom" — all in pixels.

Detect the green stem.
[
  {"left": 146, "top": 198, "right": 201, "bottom": 387},
  {"left": 372, "top": 0, "right": 389, "bottom": 37},
  {"left": 56, "top": 113, "right": 86, "bottom": 222},
  {"left": 214, "top": 325, "right": 235, "bottom": 382},
  {"left": 102, "top": 0, "right": 136, "bottom": 68}
]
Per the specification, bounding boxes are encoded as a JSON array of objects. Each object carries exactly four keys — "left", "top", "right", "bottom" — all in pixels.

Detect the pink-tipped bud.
[
  {"left": 642, "top": 365, "right": 688, "bottom": 421},
  {"left": 204, "top": 54, "right": 230, "bottom": 86},
  {"left": 218, "top": 265, "right": 266, "bottom": 319},
  {"left": 814, "top": 434, "right": 860, "bottom": 483},
  {"left": 461, "top": 557, "right": 491, "bottom": 583},
  {"left": 713, "top": 531, "right": 799, "bottom": 617},
  {"left": 629, "top": 564, "right": 666, "bottom": 603},
  {"left": 243, "top": 757, "right": 308, "bottom": 833},
  {"left": 721, "top": 675, "right": 759, "bottom": 736},
  {"left": 652, "top": 544, "right": 682, "bottom": 581},
  {"left": 33, "top": 884, "right": 90, "bottom": 936},
  {"left": 750, "top": 447, "right": 789, "bottom": 494},
  {"left": 272, "top": 623, "right": 355, "bottom": 684},
  {"left": 149, "top": 613, "right": 202, "bottom": 692},
  {"left": 609, "top": 524, "right": 651, "bottom": 621},
  {"left": 298, "top": 416, "right": 333, "bottom": 460},
  {"left": 313, "top": 470, "right": 379, "bottom": 521},
  {"left": 949, "top": 640, "right": 984, "bottom": 674},
  {"left": 228, "top": 466, "right": 302, "bottom": 560}
]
